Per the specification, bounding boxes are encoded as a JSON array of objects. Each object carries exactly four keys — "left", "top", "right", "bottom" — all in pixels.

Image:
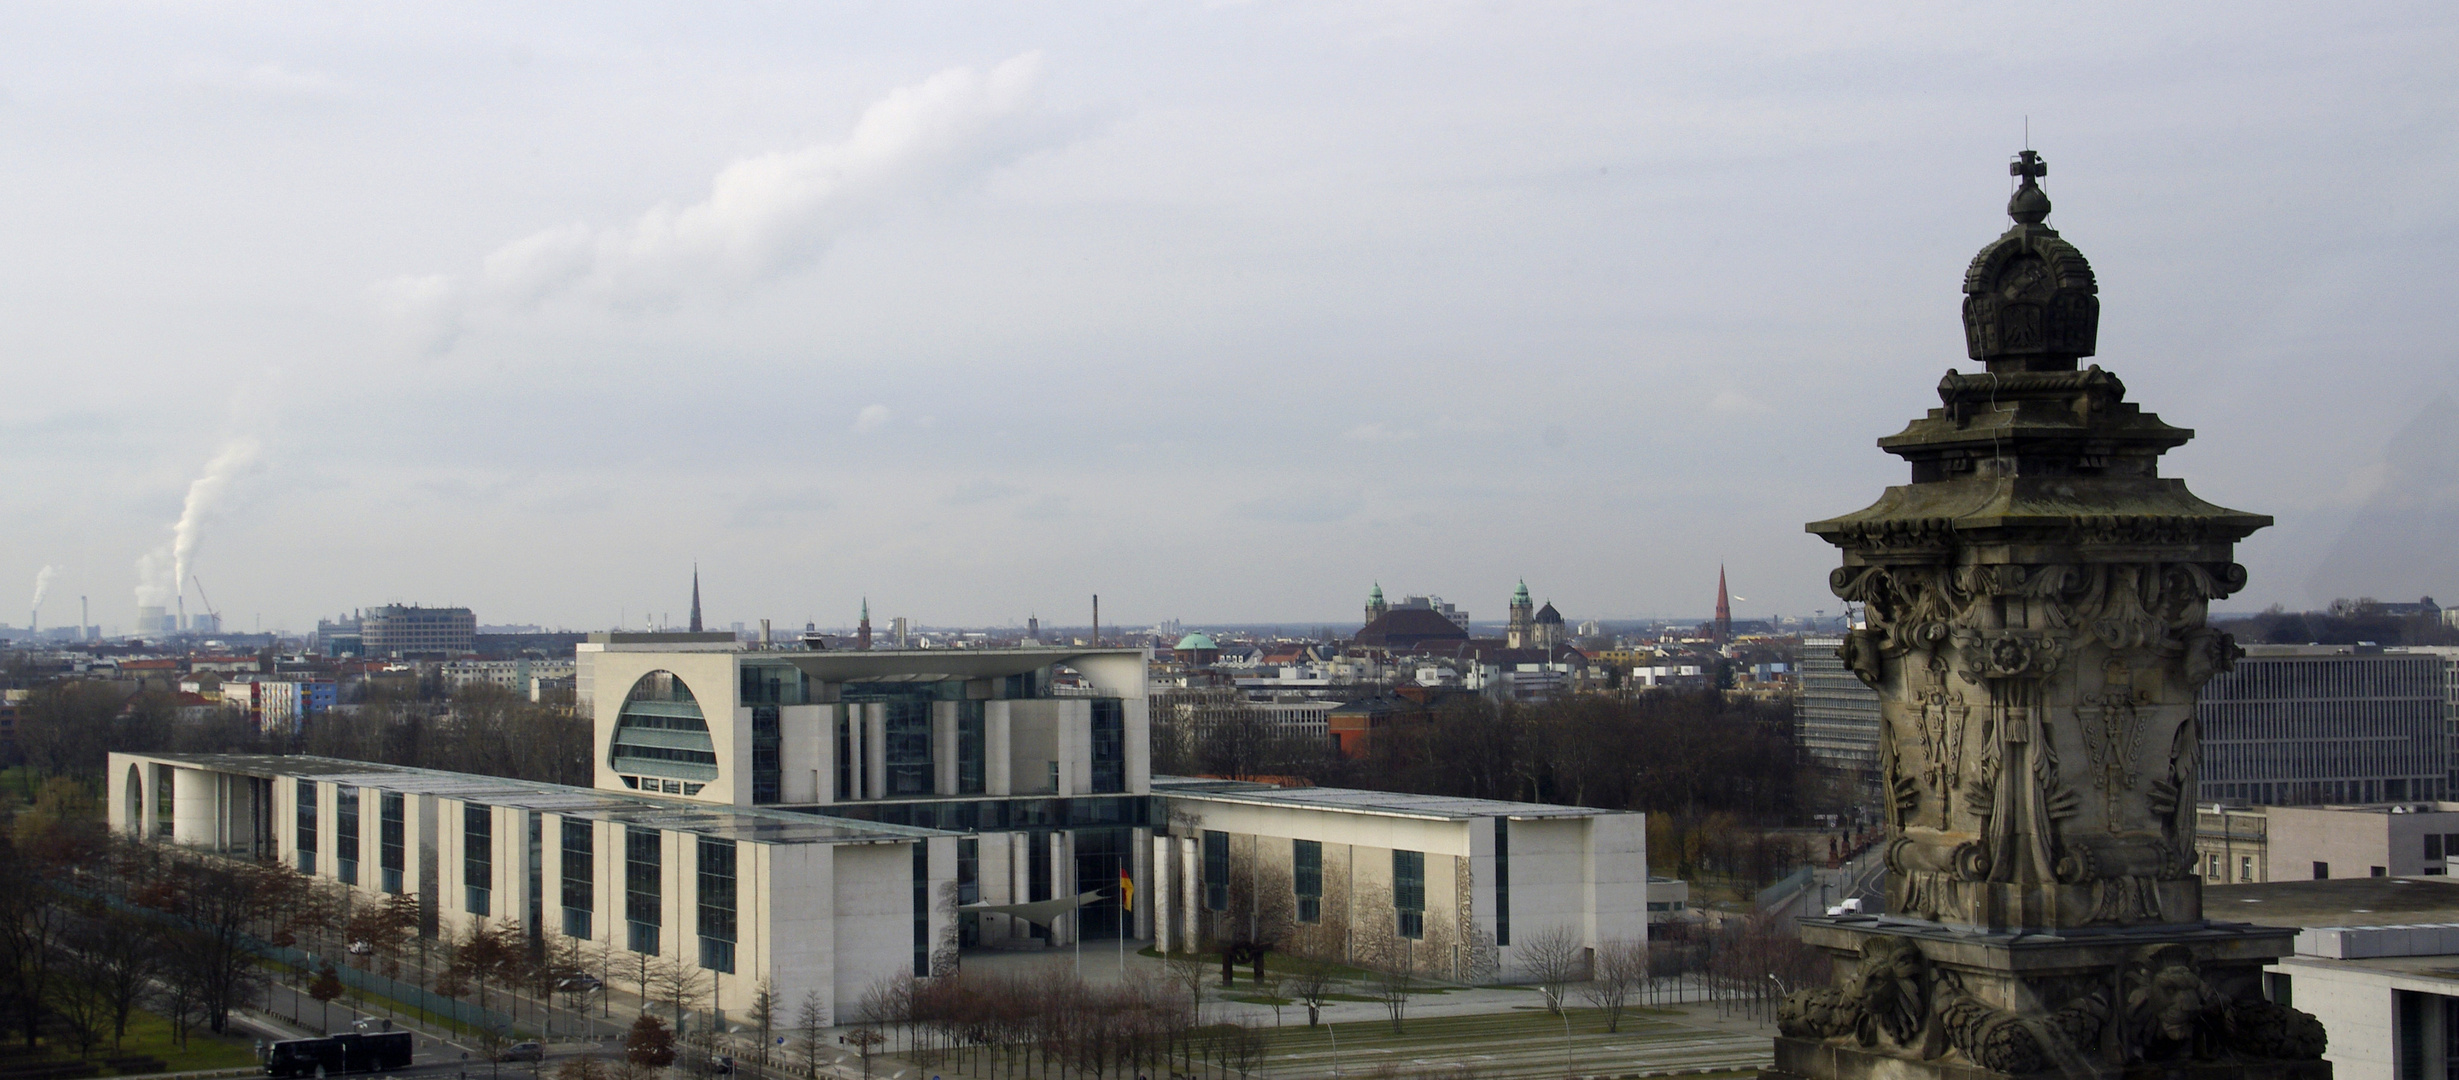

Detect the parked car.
[
  {"left": 494, "top": 1043, "right": 543, "bottom": 1064},
  {"left": 555, "top": 974, "right": 604, "bottom": 993},
  {"left": 345, "top": 941, "right": 374, "bottom": 955}
]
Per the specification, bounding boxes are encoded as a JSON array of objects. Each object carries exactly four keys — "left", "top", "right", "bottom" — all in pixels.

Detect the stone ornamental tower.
[{"left": 1771, "top": 153, "right": 2328, "bottom": 1080}]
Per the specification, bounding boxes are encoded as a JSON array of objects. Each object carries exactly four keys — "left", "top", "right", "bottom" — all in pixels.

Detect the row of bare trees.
[
  {"left": 835, "top": 966, "right": 1269, "bottom": 1080},
  {"left": 5, "top": 677, "right": 590, "bottom": 788}
]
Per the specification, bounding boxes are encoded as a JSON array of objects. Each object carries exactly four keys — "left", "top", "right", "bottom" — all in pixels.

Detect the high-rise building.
[
  {"left": 1796, "top": 634, "right": 1880, "bottom": 774},
  {"left": 2198, "top": 644, "right": 2450, "bottom": 805},
  {"left": 359, "top": 604, "right": 476, "bottom": 657}
]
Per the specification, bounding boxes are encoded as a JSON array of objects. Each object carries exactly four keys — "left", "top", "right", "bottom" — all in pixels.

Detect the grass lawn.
[{"left": 0, "top": 1007, "right": 262, "bottom": 1075}]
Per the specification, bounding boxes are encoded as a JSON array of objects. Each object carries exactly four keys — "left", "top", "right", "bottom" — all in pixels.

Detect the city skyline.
[{"left": 3, "top": 4, "right": 2453, "bottom": 631}]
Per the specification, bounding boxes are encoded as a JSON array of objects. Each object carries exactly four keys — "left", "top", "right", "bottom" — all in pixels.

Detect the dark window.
[
  {"left": 1394, "top": 849, "right": 1425, "bottom": 939},
  {"left": 335, "top": 785, "right": 360, "bottom": 886},
  {"left": 697, "top": 837, "right": 736, "bottom": 973},
  {"left": 2374, "top": 866, "right": 2389, "bottom": 877},
  {"left": 1029, "top": 834, "right": 1052, "bottom": 904},
  {"left": 1293, "top": 839, "right": 1322, "bottom": 924},
  {"left": 1493, "top": 818, "right": 1511, "bottom": 947},
  {"left": 626, "top": 827, "right": 662, "bottom": 955},
  {"left": 1203, "top": 831, "right": 1229, "bottom": 911},
  {"left": 379, "top": 792, "right": 405, "bottom": 894},
  {"left": 2314, "top": 861, "right": 2330, "bottom": 880},
  {"left": 751, "top": 706, "right": 781, "bottom": 805},
  {"left": 957, "top": 702, "right": 986, "bottom": 795},
  {"left": 912, "top": 842, "right": 931, "bottom": 975},
  {"left": 2431, "top": 835, "right": 2446, "bottom": 861},
  {"left": 527, "top": 812, "right": 543, "bottom": 950},
  {"left": 837, "top": 711, "right": 856, "bottom": 800},
  {"left": 885, "top": 700, "right": 933, "bottom": 796},
  {"left": 464, "top": 804, "right": 493, "bottom": 916},
  {"left": 296, "top": 780, "right": 318, "bottom": 875},
  {"left": 957, "top": 838, "right": 980, "bottom": 905},
  {"left": 562, "top": 819, "right": 593, "bottom": 939},
  {"left": 2399, "top": 991, "right": 2425, "bottom": 1080},
  {"left": 1089, "top": 699, "right": 1125, "bottom": 794}
]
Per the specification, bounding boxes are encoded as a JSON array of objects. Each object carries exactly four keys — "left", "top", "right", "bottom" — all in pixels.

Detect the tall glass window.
[
  {"left": 697, "top": 837, "right": 736, "bottom": 974},
  {"left": 1089, "top": 699, "right": 1125, "bottom": 794},
  {"left": 911, "top": 842, "right": 930, "bottom": 975},
  {"left": 957, "top": 837, "right": 980, "bottom": 905},
  {"left": 1203, "top": 830, "right": 1230, "bottom": 911},
  {"left": 836, "top": 712, "right": 856, "bottom": 801},
  {"left": 1493, "top": 819, "right": 1511, "bottom": 947},
  {"left": 626, "top": 827, "right": 661, "bottom": 955},
  {"left": 464, "top": 804, "right": 493, "bottom": 916},
  {"left": 561, "top": 819, "right": 593, "bottom": 939},
  {"left": 884, "top": 700, "right": 933, "bottom": 796},
  {"left": 957, "top": 702, "right": 986, "bottom": 795},
  {"left": 379, "top": 792, "right": 405, "bottom": 894},
  {"left": 527, "top": 813, "right": 543, "bottom": 950},
  {"left": 334, "top": 785, "right": 359, "bottom": 886},
  {"left": 1293, "top": 839, "right": 1322, "bottom": 923},
  {"left": 295, "top": 780, "right": 318, "bottom": 875},
  {"left": 1393, "top": 849, "right": 1425, "bottom": 939},
  {"left": 751, "top": 706, "right": 782, "bottom": 804}
]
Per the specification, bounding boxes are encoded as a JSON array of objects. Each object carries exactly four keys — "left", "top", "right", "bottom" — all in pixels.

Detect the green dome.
[
  {"left": 1175, "top": 632, "right": 1218, "bottom": 651},
  {"left": 1513, "top": 580, "right": 1531, "bottom": 603}
]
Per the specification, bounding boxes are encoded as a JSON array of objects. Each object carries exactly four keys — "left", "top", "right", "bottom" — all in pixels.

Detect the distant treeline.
[
  {"left": 5, "top": 681, "right": 591, "bottom": 788},
  {"left": 2221, "top": 599, "right": 2459, "bottom": 647}
]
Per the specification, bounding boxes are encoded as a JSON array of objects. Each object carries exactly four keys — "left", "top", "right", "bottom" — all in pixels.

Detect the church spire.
[
  {"left": 1714, "top": 565, "right": 1732, "bottom": 642},
  {"left": 688, "top": 564, "right": 703, "bottom": 633},
  {"left": 857, "top": 597, "right": 872, "bottom": 651}
]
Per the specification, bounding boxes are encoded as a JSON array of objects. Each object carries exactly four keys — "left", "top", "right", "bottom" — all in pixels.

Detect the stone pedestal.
[{"left": 1771, "top": 153, "right": 2328, "bottom": 1080}]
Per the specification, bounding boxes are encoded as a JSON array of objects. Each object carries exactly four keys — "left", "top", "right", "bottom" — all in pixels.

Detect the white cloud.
[
  {"left": 383, "top": 53, "right": 1057, "bottom": 351},
  {"left": 853, "top": 404, "right": 894, "bottom": 434}
]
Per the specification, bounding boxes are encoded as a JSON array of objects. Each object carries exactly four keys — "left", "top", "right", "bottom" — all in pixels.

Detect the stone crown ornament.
[{"left": 1769, "top": 152, "right": 2324, "bottom": 1080}]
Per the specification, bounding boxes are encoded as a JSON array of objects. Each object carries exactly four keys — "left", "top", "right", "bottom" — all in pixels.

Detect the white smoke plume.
[
  {"left": 134, "top": 438, "right": 262, "bottom": 609},
  {"left": 30, "top": 565, "right": 56, "bottom": 615},
  {"left": 379, "top": 53, "right": 1059, "bottom": 351}
]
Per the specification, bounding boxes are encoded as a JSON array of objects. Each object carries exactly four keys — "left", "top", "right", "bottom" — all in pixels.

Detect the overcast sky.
[{"left": 3, "top": 2, "right": 2454, "bottom": 635}]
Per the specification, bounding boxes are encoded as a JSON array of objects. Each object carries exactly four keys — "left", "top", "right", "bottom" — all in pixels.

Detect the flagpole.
[{"left": 1118, "top": 853, "right": 1127, "bottom": 974}]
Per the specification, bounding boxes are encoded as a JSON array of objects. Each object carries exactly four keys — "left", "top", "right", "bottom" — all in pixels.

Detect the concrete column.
[
  {"left": 985, "top": 702, "right": 1013, "bottom": 796},
  {"left": 1178, "top": 836, "right": 1200, "bottom": 949},
  {"left": 1051, "top": 832, "right": 1074, "bottom": 945},
  {"left": 1131, "top": 826, "right": 1152, "bottom": 942},
  {"left": 172, "top": 766, "right": 217, "bottom": 847},
  {"left": 932, "top": 702, "right": 958, "bottom": 796},
  {"left": 863, "top": 703, "right": 886, "bottom": 801},
  {"left": 1010, "top": 832, "right": 1033, "bottom": 944},
  {"left": 1151, "top": 833, "right": 1174, "bottom": 953},
  {"left": 1053, "top": 701, "right": 1080, "bottom": 798}
]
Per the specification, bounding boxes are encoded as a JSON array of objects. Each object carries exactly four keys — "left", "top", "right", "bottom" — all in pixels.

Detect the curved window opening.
[
  {"left": 124, "top": 765, "right": 143, "bottom": 838},
  {"left": 610, "top": 671, "right": 719, "bottom": 783}
]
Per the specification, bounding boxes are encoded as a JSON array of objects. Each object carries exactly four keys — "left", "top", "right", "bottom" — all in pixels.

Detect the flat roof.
[
  {"left": 1152, "top": 775, "right": 1616, "bottom": 821},
  {"left": 2207, "top": 877, "right": 2459, "bottom": 926},
  {"left": 635, "top": 646, "right": 1150, "bottom": 683},
  {"left": 124, "top": 753, "right": 950, "bottom": 846}
]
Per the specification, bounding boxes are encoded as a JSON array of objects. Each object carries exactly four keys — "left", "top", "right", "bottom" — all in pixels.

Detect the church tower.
[
  {"left": 1714, "top": 565, "right": 1731, "bottom": 643},
  {"left": 688, "top": 565, "right": 703, "bottom": 634},
  {"left": 856, "top": 598, "right": 872, "bottom": 651},
  {"left": 1506, "top": 580, "right": 1535, "bottom": 647},
  {"left": 1364, "top": 583, "right": 1388, "bottom": 628}
]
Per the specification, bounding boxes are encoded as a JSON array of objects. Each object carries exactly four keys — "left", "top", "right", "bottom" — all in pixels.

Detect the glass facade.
[
  {"left": 957, "top": 702, "right": 986, "bottom": 795},
  {"left": 1089, "top": 699, "right": 1125, "bottom": 794},
  {"left": 464, "top": 803, "right": 493, "bottom": 916},
  {"left": 562, "top": 819, "right": 593, "bottom": 939},
  {"left": 335, "top": 784, "right": 359, "bottom": 886},
  {"left": 1394, "top": 849, "right": 1425, "bottom": 939},
  {"left": 1294, "top": 839, "right": 1322, "bottom": 924},
  {"left": 296, "top": 780, "right": 318, "bottom": 875},
  {"left": 911, "top": 842, "right": 930, "bottom": 975},
  {"left": 2201, "top": 651, "right": 2449, "bottom": 805},
  {"left": 884, "top": 700, "right": 933, "bottom": 797},
  {"left": 626, "top": 826, "right": 661, "bottom": 955},
  {"left": 379, "top": 792, "right": 405, "bottom": 894},
  {"left": 1203, "top": 830, "right": 1229, "bottom": 911},
  {"left": 751, "top": 706, "right": 782, "bottom": 804},
  {"left": 1493, "top": 819, "right": 1511, "bottom": 947},
  {"left": 611, "top": 671, "right": 718, "bottom": 784},
  {"left": 957, "top": 837, "right": 979, "bottom": 905},
  {"left": 697, "top": 837, "right": 736, "bottom": 974}
]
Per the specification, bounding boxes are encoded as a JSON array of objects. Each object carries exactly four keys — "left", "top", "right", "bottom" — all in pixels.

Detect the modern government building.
[{"left": 109, "top": 635, "right": 1648, "bottom": 1026}]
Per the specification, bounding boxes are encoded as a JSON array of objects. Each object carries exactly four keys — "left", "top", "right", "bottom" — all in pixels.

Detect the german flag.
[{"left": 1118, "top": 867, "right": 1134, "bottom": 912}]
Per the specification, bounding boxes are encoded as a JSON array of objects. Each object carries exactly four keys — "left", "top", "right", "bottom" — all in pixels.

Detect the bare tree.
[
  {"left": 1285, "top": 953, "right": 1339, "bottom": 1027},
  {"left": 1164, "top": 950, "right": 1211, "bottom": 1026},
  {"left": 647, "top": 956, "right": 712, "bottom": 1031},
  {"left": 1581, "top": 938, "right": 1648, "bottom": 1033},
  {"left": 1517, "top": 925, "right": 1586, "bottom": 1014},
  {"left": 793, "top": 990, "right": 828, "bottom": 1077},
  {"left": 1358, "top": 933, "right": 1416, "bottom": 1035}
]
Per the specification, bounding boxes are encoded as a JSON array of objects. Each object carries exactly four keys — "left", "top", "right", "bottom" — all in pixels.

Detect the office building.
[
  {"left": 1796, "top": 634, "right": 1880, "bottom": 774},
  {"left": 360, "top": 605, "right": 477, "bottom": 657},
  {"left": 2199, "top": 645, "right": 2450, "bottom": 805}
]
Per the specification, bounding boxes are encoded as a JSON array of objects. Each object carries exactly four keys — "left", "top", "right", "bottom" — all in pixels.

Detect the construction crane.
[{"left": 189, "top": 575, "right": 221, "bottom": 630}]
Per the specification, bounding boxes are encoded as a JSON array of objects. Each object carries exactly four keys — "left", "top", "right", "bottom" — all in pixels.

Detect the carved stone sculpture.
[{"left": 1764, "top": 152, "right": 2329, "bottom": 1080}]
